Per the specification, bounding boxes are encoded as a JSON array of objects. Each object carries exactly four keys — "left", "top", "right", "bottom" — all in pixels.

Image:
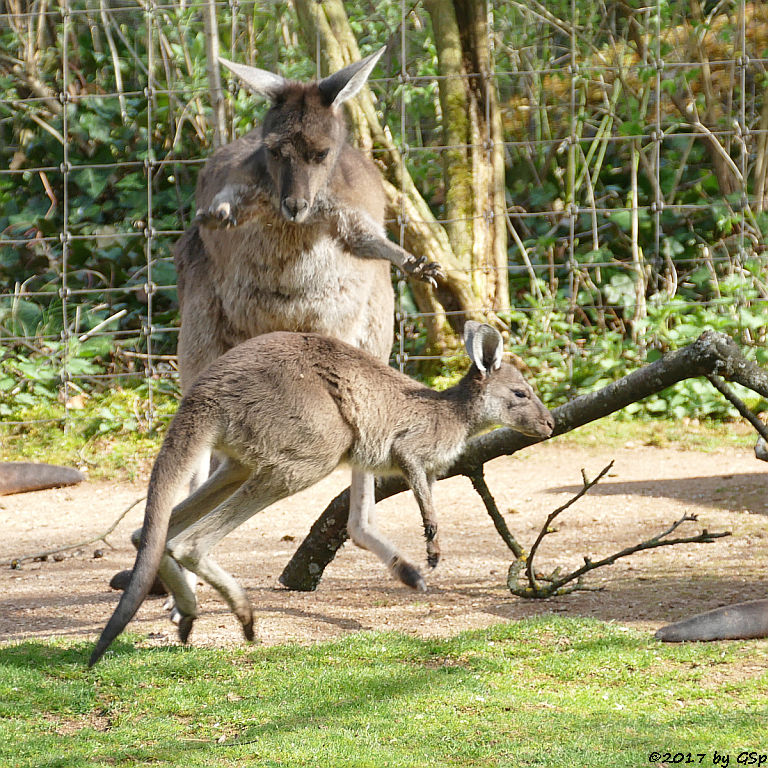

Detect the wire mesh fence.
[{"left": 1, "top": 0, "right": 767, "bottom": 446}]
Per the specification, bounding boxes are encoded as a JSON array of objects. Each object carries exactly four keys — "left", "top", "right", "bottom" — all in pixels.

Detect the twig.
[
  {"left": 3, "top": 496, "right": 145, "bottom": 568},
  {"left": 512, "top": 515, "right": 730, "bottom": 599},
  {"left": 508, "top": 461, "right": 730, "bottom": 598},
  {"left": 77, "top": 309, "right": 127, "bottom": 343},
  {"left": 469, "top": 469, "right": 524, "bottom": 559},
  {"left": 524, "top": 461, "right": 614, "bottom": 592}
]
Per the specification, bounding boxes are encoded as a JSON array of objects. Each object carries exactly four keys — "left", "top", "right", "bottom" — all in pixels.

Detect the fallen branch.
[
  {"left": 506, "top": 462, "right": 730, "bottom": 598},
  {"left": 3, "top": 496, "right": 145, "bottom": 569},
  {"left": 279, "top": 330, "right": 768, "bottom": 592}
]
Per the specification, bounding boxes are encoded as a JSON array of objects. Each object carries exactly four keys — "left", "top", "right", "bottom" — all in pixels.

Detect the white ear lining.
[
  {"left": 464, "top": 322, "right": 503, "bottom": 375},
  {"left": 472, "top": 333, "right": 489, "bottom": 375},
  {"left": 334, "top": 48, "right": 385, "bottom": 105},
  {"left": 218, "top": 57, "right": 287, "bottom": 99},
  {"left": 319, "top": 46, "right": 386, "bottom": 107}
]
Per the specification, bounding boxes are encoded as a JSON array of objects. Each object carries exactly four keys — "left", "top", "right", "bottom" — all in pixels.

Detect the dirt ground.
[{"left": 1, "top": 441, "right": 767, "bottom": 651}]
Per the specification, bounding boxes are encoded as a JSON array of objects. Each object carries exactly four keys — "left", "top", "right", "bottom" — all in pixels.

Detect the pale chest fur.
[{"left": 200, "top": 213, "right": 391, "bottom": 348}]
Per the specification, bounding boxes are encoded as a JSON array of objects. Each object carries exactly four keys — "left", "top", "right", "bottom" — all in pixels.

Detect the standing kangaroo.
[
  {"left": 89, "top": 323, "right": 554, "bottom": 665},
  {"left": 111, "top": 48, "right": 441, "bottom": 602},
  {"left": 177, "top": 45, "right": 438, "bottom": 402}
]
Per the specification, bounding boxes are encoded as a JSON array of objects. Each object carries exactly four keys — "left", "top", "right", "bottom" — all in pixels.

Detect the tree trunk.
[
  {"left": 201, "top": 0, "right": 227, "bottom": 148},
  {"left": 279, "top": 331, "right": 767, "bottom": 590},
  {"left": 425, "top": 0, "right": 509, "bottom": 314}
]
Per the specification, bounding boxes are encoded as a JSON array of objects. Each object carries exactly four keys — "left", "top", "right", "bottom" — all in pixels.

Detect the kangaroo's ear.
[
  {"left": 219, "top": 57, "right": 287, "bottom": 101},
  {"left": 317, "top": 46, "right": 386, "bottom": 107},
  {"left": 464, "top": 322, "right": 503, "bottom": 376}
]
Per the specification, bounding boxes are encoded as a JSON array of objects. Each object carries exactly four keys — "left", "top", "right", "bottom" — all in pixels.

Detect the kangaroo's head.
[
  {"left": 463, "top": 322, "right": 555, "bottom": 439},
  {"left": 219, "top": 48, "right": 385, "bottom": 223}
]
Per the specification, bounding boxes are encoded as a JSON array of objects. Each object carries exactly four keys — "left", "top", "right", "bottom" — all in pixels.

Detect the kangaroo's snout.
[
  {"left": 515, "top": 409, "right": 555, "bottom": 439},
  {"left": 281, "top": 196, "right": 310, "bottom": 223}
]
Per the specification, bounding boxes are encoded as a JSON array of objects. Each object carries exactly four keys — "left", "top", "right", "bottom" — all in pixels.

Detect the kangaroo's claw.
[
  {"left": 195, "top": 202, "right": 238, "bottom": 230},
  {"left": 404, "top": 254, "right": 444, "bottom": 285}
]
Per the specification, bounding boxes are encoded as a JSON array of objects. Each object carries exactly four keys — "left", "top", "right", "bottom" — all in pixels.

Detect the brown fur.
[
  {"left": 134, "top": 50, "right": 441, "bottom": 628},
  {"left": 175, "top": 48, "right": 439, "bottom": 392}
]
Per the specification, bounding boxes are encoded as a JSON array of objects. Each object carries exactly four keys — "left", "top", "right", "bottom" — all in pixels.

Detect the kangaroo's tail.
[
  {"left": 655, "top": 599, "right": 768, "bottom": 642},
  {"left": 89, "top": 405, "right": 216, "bottom": 666}
]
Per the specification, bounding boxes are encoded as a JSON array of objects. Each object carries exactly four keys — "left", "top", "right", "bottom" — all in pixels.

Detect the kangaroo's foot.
[
  {"left": 109, "top": 569, "right": 168, "bottom": 596},
  {"left": 177, "top": 614, "right": 196, "bottom": 644},
  {"left": 424, "top": 523, "right": 440, "bottom": 569},
  {"left": 389, "top": 556, "right": 427, "bottom": 592}
]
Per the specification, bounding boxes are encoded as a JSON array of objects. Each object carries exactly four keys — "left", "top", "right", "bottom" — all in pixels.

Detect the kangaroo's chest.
[{"left": 201, "top": 217, "right": 382, "bottom": 340}]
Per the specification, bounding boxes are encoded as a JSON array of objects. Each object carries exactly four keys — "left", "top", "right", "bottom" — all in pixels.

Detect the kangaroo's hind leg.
[
  {"left": 347, "top": 469, "right": 426, "bottom": 592},
  {"left": 148, "top": 457, "right": 251, "bottom": 636},
  {"left": 166, "top": 471, "right": 289, "bottom": 643}
]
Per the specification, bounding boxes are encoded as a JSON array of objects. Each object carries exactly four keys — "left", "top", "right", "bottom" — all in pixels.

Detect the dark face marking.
[{"left": 262, "top": 85, "right": 344, "bottom": 222}]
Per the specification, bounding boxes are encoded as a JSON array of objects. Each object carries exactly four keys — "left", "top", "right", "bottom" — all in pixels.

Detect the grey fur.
[{"left": 90, "top": 326, "right": 554, "bottom": 665}]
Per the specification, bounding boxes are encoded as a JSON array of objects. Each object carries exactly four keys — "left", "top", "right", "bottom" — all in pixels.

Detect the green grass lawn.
[{"left": 1, "top": 619, "right": 766, "bottom": 767}]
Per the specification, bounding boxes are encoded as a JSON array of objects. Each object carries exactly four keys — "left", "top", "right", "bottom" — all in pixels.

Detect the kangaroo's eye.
[
  {"left": 512, "top": 389, "right": 527, "bottom": 399},
  {"left": 313, "top": 149, "right": 330, "bottom": 163},
  {"left": 268, "top": 146, "right": 281, "bottom": 159}
]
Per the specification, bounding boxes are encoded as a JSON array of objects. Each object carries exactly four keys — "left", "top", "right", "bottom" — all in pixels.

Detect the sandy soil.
[{"left": 1, "top": 441, "right": 767, "bottom": 650}]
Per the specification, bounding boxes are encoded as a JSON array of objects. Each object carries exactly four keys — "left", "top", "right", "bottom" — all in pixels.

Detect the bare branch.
[
  {"left": 469, "top": 469, "right": 524, "bottom": 559},
  {"left": 706, "top": 374, "right": 768, "bottom": 443},
  {"left": 507, "top": 465, "right": 731, "bottom": 599},
  {"left": 523, "top": 461, "right": 614, "bottom": 593}
]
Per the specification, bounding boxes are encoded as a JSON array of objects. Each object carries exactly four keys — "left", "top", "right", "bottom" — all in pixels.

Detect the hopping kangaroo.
[
  {"left": 90, "top": 323, "right": 554, "bottom": 665},
  {"left": 111, "top": 48, "right": 440, "bottom": 602}
]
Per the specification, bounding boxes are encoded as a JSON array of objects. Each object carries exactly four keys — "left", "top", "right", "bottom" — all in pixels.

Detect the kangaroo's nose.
[{"left": 281, "top": 197, "right": 309, "bottom": 222}]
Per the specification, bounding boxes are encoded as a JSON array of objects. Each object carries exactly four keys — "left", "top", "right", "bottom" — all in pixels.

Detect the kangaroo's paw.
[
  {"left": 403, "top": 254, "right": 445, "bottom": 287},
  {"left": 195, "top": 200, "right": 239, "bottom": 230}
]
